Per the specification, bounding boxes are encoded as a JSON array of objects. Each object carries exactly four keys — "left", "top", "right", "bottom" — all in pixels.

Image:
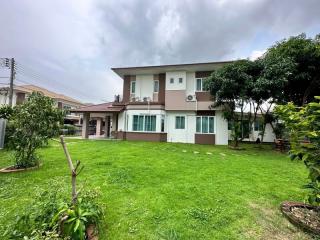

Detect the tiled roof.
[
  {"left": 1, "top": 84, "right": 84, "bottom": 105},
  {"left": 71, "top": 102, "right": 124, "bottom": 113}
]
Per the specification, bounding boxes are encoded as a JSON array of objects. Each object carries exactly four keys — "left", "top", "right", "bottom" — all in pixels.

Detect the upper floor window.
[
  {"left": 196, "top": 78, "right": 207, "bottom": 91},
  {"left": 196, "top": 116, "right": 215, "bottom": 134},
  {"left": 175, "top": 116, "right": 185, "bottom": 129},
  {"left": 179, "top": 77, "right": 183, "bottom": 83},
  {"left": 130, "top": 81, "right": 136, "bottom": 94},
  {"left": 154, "top": 80, "right": 159, "bottom": 93},
  {"left": 170, "top": 78, "right": 174, "bottom": 84}
]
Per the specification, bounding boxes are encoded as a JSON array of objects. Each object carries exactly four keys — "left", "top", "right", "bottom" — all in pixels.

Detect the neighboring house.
[
  {"left": 73, "top": 61, "right": 276, "bottom": 145},
  {"left": 0, "top": 84, "right": 85, "bottom": 124}
]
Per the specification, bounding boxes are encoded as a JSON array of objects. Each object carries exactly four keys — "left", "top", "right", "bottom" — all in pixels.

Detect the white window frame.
[
  {"left": 196, "top": 78, "right": 207, "bottom": 92},
  {"left": 130, "top": 80, "right": 136, "bottom": 94},
  {"left": 132, "top": 114, "right": 157, "bottom": 132},
  {"left": 154, "top": 80, "right": 159, "bottom": 93},
  {"left": 196, "top": 116, "right": 215, "bottom": 134}
]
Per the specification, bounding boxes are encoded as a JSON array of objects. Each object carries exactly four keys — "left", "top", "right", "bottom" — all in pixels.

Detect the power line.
[{"left": 14, "top": 61, "right": 103, "bottom": 102}]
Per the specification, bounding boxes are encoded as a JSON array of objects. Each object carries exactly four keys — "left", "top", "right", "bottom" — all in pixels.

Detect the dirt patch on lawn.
[{"left": 246, "top": 202, "right": 313, "bottom": 240}]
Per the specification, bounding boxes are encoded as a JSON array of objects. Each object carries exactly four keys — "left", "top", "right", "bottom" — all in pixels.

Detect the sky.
[{"left": 0, "top": 0, "right": 319, "bottom": 104}]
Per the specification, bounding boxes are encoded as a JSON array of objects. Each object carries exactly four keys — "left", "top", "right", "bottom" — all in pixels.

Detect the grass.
[{"left": 0, "top": 139, "right": 314, "bottom": 239}]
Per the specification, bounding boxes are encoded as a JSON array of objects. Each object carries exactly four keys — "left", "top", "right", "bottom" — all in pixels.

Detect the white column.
[
  {"left": 96, "top": 118, "right": 102, "bottom": 136},
  {"left": 82, "top": 112, "right": 89, "bottom": 139}
]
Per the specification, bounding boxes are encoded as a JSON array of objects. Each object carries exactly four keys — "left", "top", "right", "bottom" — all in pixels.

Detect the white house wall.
[
  {"left": 166, "top": 111, "right": 196, "bottom": 143},
  {"left": 166, "top": 71, "right": 187, "bottom": 90},
  {"left": 135, "top": 74, "right": 154, "bottom": 101},
  {"left": 215, "top": 111, "right": 228, "bottom": 145},
  {"left": 186, "top": 72, "right": 196, "bottom": 96}
]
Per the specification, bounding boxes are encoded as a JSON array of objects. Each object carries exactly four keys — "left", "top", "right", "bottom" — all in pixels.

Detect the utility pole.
[{"left": 8, "top": 58, "right": 15, "bottom": 107}]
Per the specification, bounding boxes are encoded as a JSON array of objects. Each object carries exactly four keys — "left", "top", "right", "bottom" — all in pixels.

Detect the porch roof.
[{"left": 71, "top": 102, "right": 124, "bottom": 113}]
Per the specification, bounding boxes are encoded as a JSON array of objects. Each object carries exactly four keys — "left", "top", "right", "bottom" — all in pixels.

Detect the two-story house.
[
  {"left": 73, "top": 61, "right": 276, "bottom": 144},
  {"left": 0, "top": 84, "right": 85, "bottom": 124}
]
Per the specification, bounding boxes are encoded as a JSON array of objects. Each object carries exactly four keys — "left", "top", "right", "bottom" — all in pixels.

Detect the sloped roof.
[
  {"left": 71, "top": 102, "right": 124, "bottom": 113},
  {"left": 9, "top": 84, "right": 84, "bottom": 105}
]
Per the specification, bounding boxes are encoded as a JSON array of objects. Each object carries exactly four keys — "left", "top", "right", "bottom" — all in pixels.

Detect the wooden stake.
[{"left": 59, "top": 135, "right": 83, "bottom": 204}]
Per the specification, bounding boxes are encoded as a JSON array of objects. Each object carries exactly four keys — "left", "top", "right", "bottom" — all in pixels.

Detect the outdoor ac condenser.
[{"left": 0, "top": 119, "right": 6, "bottom": 149}]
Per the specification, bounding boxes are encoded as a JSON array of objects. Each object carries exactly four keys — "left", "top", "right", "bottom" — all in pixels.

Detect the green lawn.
[{"left": 0, "top": 139, "right": 313, "bottom": 239}]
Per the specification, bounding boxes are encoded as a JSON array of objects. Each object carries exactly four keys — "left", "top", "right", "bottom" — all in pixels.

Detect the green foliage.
[
  {"left": 9, "top": 92, "right": 64, "bottom": 168},
  {"left": 275, "top": 96, "right": 320, "bottom": 205},
  {"left": 4, "top": 184, "right": 103, "bottom": 240},
  {"left": 266, "top": 33, "right": 320, "bottom": 105},
  {"left": 0, "top": 105, "right": 14, "bottom": 119},
  {"left": 4, "top": 183, "right": 66, "bottom": 239},
  {"left": 52, "top": 189, "right": 103, "bottom": 240},
  {"left": 61, "top": 124, "right": 78, "bottom": 136}
]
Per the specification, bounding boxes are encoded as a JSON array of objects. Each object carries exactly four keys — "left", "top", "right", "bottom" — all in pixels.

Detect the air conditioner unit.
[{"left": 186, "top": 95, "right": 196, "bottom": 102}]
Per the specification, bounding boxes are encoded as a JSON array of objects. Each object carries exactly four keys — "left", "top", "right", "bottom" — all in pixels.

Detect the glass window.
[
  {"left": 202, "top": 116, "right": 208, "bottom": 133},
  {"left": 170, "top": 78, "right": 174, "bottom": 84},
  {"left": 196, "top": 116, "right": 215, "bottom": 134},
  {"left": 209, "top": 117, "right": 214, "bottom": 133},
  {"left": 131, "top": 81, "right": 136, "bottom": 94},
  {"left": 161, "top": 115, "right": 165, "bottom": 132},
  {"left": 132, "top": 115, "right": 156, "bottom": 132},
  {"left": 154, "top": 80, "right": 159, "bottom": 93},
  {"left": 175, "top": 116, "right": 185, "bottom": 129},
  {"left": 196, "top": 117, "right": 201, "bottom": 132},
  {"left": 145, "top": 115, "right": 156, "bottom": 131},
  {"left": 196, "top": 78, "right": 202, "bottom": 91},
  {"left": 254, "top": 120, "right": 263, "bottom": 131},
  {"left": 179, "top": 78, "right": 183, "bottom": 83}
]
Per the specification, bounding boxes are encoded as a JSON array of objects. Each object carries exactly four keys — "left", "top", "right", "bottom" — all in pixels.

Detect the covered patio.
[{"left": 71, "top": 102, "right": 124, "bottom": 139}]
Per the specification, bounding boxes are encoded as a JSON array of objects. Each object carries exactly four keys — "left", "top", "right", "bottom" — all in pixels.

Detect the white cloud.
[{"left": 249, "top": 50, "right": 266, "bottom": 60}]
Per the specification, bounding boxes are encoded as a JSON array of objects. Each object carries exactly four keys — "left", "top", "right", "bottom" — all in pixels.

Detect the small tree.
[
  {"left": 275, "top": 96, "right": 320, "bottom": 205},
  {"left": 10, "top": 92, "right": 64, "bottom": 168}
]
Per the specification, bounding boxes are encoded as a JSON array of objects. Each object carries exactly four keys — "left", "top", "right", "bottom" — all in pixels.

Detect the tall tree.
[
  {"left": 206, "top": 60, "right": 256, "bottom": 147},
  {"left": 265, "top": 33, "right": 320, "bottom": 105}
]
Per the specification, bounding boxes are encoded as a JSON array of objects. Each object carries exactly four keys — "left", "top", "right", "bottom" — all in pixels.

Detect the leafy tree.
[
  {"left": 206, "top": 60, "right": 257, "bottom": 147},
  {"left": 10, "top": 92, "right": 64, "bottom": 168},
  {"left": 206, "top": 57, "right": 294, "bottom": 146},
  {"left": 265, "top": 33, "right": 320, "bottom": 105},
  {"left": 275, "top": 96, "right": 320, "bottom": 205}
]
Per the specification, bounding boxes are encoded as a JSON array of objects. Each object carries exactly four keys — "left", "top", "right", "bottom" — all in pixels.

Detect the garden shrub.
[
  {"left": 4, "top": 185, "right": 103, "bottom": 240},
  {"left": 61, "top": 124, "right": 78, "bottom": 136},
  {"left": 275, "top": 96, "right": 320, "bottom": 205},
  {"left": 9, "top": 92, "right": 64, "bottom": 168}
]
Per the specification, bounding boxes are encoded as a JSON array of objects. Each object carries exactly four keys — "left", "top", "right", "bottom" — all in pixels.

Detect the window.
[
  {"left": 133, "top": 115, "right": 144, "bottom": 131},
  {"left": 196, "top": 78, "right": 207, "bottom": 91},
  {"left": 179, "top": 77, "right": 183, "bottom": 83},
  {"left": 196, "top": 116, "right": 215, "bottom": 133},
  {"left": 130, "top": 81, "right": 136, "bottom": 94},
  {"left": 170, "top": 78, "right": 174, "bottom": 84},
  {"left": 254, "top": 120, "right": 263, "bottom": 131},
  {"left": 132, "top": 115, "right": 156, "bottom": 132},
  {"left": 154, "top": 80, "right": 159, "bottom": 93},
  {"left": 196, "top": 78, "right": 202, "bottom": 91},
  {"left": 175, "top": 116, "right": 185, "bottom": 129},
  {"left": 161, "top": 115, "right": 165, "bottom": 132},
  {"left": 145, "top": 115, "right": 156, "bottom": 131}
]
